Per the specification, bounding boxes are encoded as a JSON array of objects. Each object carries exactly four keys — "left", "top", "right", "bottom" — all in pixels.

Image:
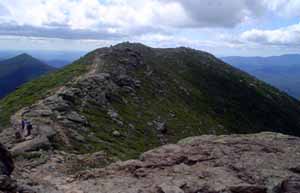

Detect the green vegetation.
[
  {"left": 0, "top": 56, "right": 91, "bottom": 128},
  {"left": 2, "top": 43, "right": 300, "bottom": 161},
  {"left": 64, "top": 43, "right": 300, "bottom": 160}
]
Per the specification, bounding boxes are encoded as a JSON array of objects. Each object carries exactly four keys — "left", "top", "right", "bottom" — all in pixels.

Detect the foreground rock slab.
[{"left": 19, "top": 132, "right": 300, "bottom": 193}]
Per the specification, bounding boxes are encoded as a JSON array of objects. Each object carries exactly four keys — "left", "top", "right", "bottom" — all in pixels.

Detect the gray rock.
[
  {"left": 0, "top": 175, "right": 17, "bottom": 192},
  {"left": 67, "top": 111, "right": 87, "bottom": 124},
  {"left": 112, "top": 130, "right": 121, "bottom": 137},
  {"left": 156, "top": 183, "right": 184, "bottom": 193},
  {"left": 229, "top": 185, "right": 267, "bottom": 193},
  {"left": 153, "top": 120, "right": 167, "bottom": 133},
  {"left": 108, "top": 110, "right": 119, "bottom": 119},
  {"left": 0, "top": 144, "right": 13, "bottom": 176},
  {"left": 0, "top": 143, "right": 16, "bottom": 192},
  {"left": 56, "top": 132, "right": 300, "bottom": 193},
  {"left": 11, "top": 136, "right": 51, "bottom": 155}
]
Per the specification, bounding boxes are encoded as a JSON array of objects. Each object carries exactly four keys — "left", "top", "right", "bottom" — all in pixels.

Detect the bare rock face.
[
  {"left": 69, "top": 132, "right": 300, "bottom": 193},
  {"left": 14, "top": 132, "right": 300, "bottom": 193},
  {"left": 0, "top": 143, "right": 16, "bottom": 192},
  {"left": 0, "top": 143, "right": 13, "bottom": 176}
]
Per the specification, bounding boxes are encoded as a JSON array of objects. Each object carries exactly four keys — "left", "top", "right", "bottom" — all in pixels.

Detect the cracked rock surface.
[{"left": 12, "top": 132, "right": 300, "bottom": 193}]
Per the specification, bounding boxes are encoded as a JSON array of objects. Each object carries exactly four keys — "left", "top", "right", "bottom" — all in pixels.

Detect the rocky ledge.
[{"left": 16, "top": 132, "right": 300, "bottom": 193}]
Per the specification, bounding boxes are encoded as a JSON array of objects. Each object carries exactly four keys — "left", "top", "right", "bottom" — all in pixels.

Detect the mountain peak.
[
  {"left": 12, "top": 53, "right": 41, "bottom": 63},
  {"left": 18, "top": 53, "right": 32, "bottom": 58},
  {"left": 0, "top": 53, "right": 55, "bottom": 98},
  {"left": 0, "top": 53, "right": 44, "bottom": 66},
  {"left": 113, "top": 41, "right": 149, "bottom": 48},
  {"left": 110, "top": 42, "right": 204, "bottom": 53}
]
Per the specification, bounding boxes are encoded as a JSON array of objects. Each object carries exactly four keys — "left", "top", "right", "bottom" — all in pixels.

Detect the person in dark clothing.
[
  {"left": 15, "top": 119, "right": 25, "bottom": 140},
  {"left": 16, "top": 118, "right": 33, "bottom": 139},
  {"left": 25, "top": 121, "right": 33, "bottom": 137},
  {"left": 21, "top": 119, "right": 25, "bottom": 130}
]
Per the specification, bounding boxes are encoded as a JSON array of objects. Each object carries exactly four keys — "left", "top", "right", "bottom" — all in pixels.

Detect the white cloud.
[
  {"left": 168, "top": 0, "right": 265, "bottom": 27},
  {"left": 0, "top": 0, "right": 188, "bottom": 31},
  {"left": 0, "top": 0, "right": 300, "bottom": 55},
  {"left": 0, "top": 0, "right": 299, "bottom": 40},
  {"left": 0, "top": 0, "right": 276, "bottom": 38},
  {"left": 241, "top": 23, "right": 300, "bottom": 46},
  {"left": 263, "top": 0, "right": 300, "bottom": 18}
]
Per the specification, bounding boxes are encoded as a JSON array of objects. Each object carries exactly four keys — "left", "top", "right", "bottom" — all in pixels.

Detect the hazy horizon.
[{"left": 0, "top": 44, "right": 300, "bottom": 59}]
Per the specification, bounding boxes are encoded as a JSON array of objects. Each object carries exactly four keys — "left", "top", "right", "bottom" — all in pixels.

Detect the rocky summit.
[{"left": 4, "top": 132, "right": 300, "bottom": 193}]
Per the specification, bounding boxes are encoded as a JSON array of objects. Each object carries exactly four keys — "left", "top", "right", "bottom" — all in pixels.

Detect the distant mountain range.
[
  {"left": 222, "top": 54, "right": 300, "bottom": 98},
  {"left": 0, "top": 50, "right": 85, "bottom": 68},
  {"left": 0, "top": 53, "right": 55, "bottom": 98}
]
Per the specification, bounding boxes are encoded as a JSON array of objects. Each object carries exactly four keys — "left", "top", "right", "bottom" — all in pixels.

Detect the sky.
[{"left": 0, "top": 0, "right": 299, "bottom": 56}]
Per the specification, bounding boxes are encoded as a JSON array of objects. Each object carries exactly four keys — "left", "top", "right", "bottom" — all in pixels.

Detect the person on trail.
[
  {"left": 21, "top": 119, "right": 25, "bottom": 131},
  {"left": 24, "top": 120, "right": 33, "bottom": 137},
  {"left": 15, "top": 119, "right": 26, "bottom": 140},
  {"left": 16, "top": 118, "right": 33, "bottom": 140}
]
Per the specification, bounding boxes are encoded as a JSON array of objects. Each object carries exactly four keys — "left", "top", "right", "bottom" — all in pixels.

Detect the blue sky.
[{"left": 0, "top": 0, "right": 299, "bottom": 56}]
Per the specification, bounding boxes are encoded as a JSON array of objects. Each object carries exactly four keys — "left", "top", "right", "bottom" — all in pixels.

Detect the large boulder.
[
  {"left": 0, "top": 143, "right": 16, "bottom": 192},
  {"left": 0, "top": 143, "right": 13, "bottom": 176}
]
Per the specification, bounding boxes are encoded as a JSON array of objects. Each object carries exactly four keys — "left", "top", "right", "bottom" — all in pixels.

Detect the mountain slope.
[
  {"left": 1, "top": 43, "right": 300, "bottom": 160},
  {"left": 222, "top": 54, "right": 300, "bottom": 98},
  {"left": 0, "top": 54, "right": 55, "bottom": 98}
]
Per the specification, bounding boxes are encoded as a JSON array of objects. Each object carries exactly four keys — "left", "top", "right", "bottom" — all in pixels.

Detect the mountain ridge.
[{"left": 1, "top": 42, "right": 300, "bottom": 160}]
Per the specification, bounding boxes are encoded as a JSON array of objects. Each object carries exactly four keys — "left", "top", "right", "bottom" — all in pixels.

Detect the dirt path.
[{"left": 9, "top": 56, "right": 103, "bottom": 151}]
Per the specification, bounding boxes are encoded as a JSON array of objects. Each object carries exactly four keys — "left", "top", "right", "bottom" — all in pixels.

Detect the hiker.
[
  {"left": 16, "top": 118, "right": 33, "bottom": 140},
  {"left": 23, "top": 119, "right": 33, "bottom": 138},
  {"left": 15, "top": 119, "right": 26, "bottom": 141},
  {"left": 24, "top": 120, "right": 33, "bottom": 137},
  {"left": 21, "top": 119, "right": 26, "bottom": 131}
]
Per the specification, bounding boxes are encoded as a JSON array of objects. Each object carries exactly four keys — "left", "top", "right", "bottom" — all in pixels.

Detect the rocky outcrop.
[
  {"left": 5, "top": 46, "right": 146, "bottom": 154},
  {"left": 10, "top": 132, "right": 300, "bottom": 193},
  {"left": 65, "top": 132, "right": 300, "bottom": 193},
  {"left": 0, "top": 144, "right": 13, "bottom": 176},
  {"left": 0, "top": 143, "right": 16, "bottom": 192}
]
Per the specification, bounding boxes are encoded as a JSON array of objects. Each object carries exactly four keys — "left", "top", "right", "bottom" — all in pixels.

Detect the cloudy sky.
[{"left": 0, "top": 0, "right": 299, "bottom": 56}]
